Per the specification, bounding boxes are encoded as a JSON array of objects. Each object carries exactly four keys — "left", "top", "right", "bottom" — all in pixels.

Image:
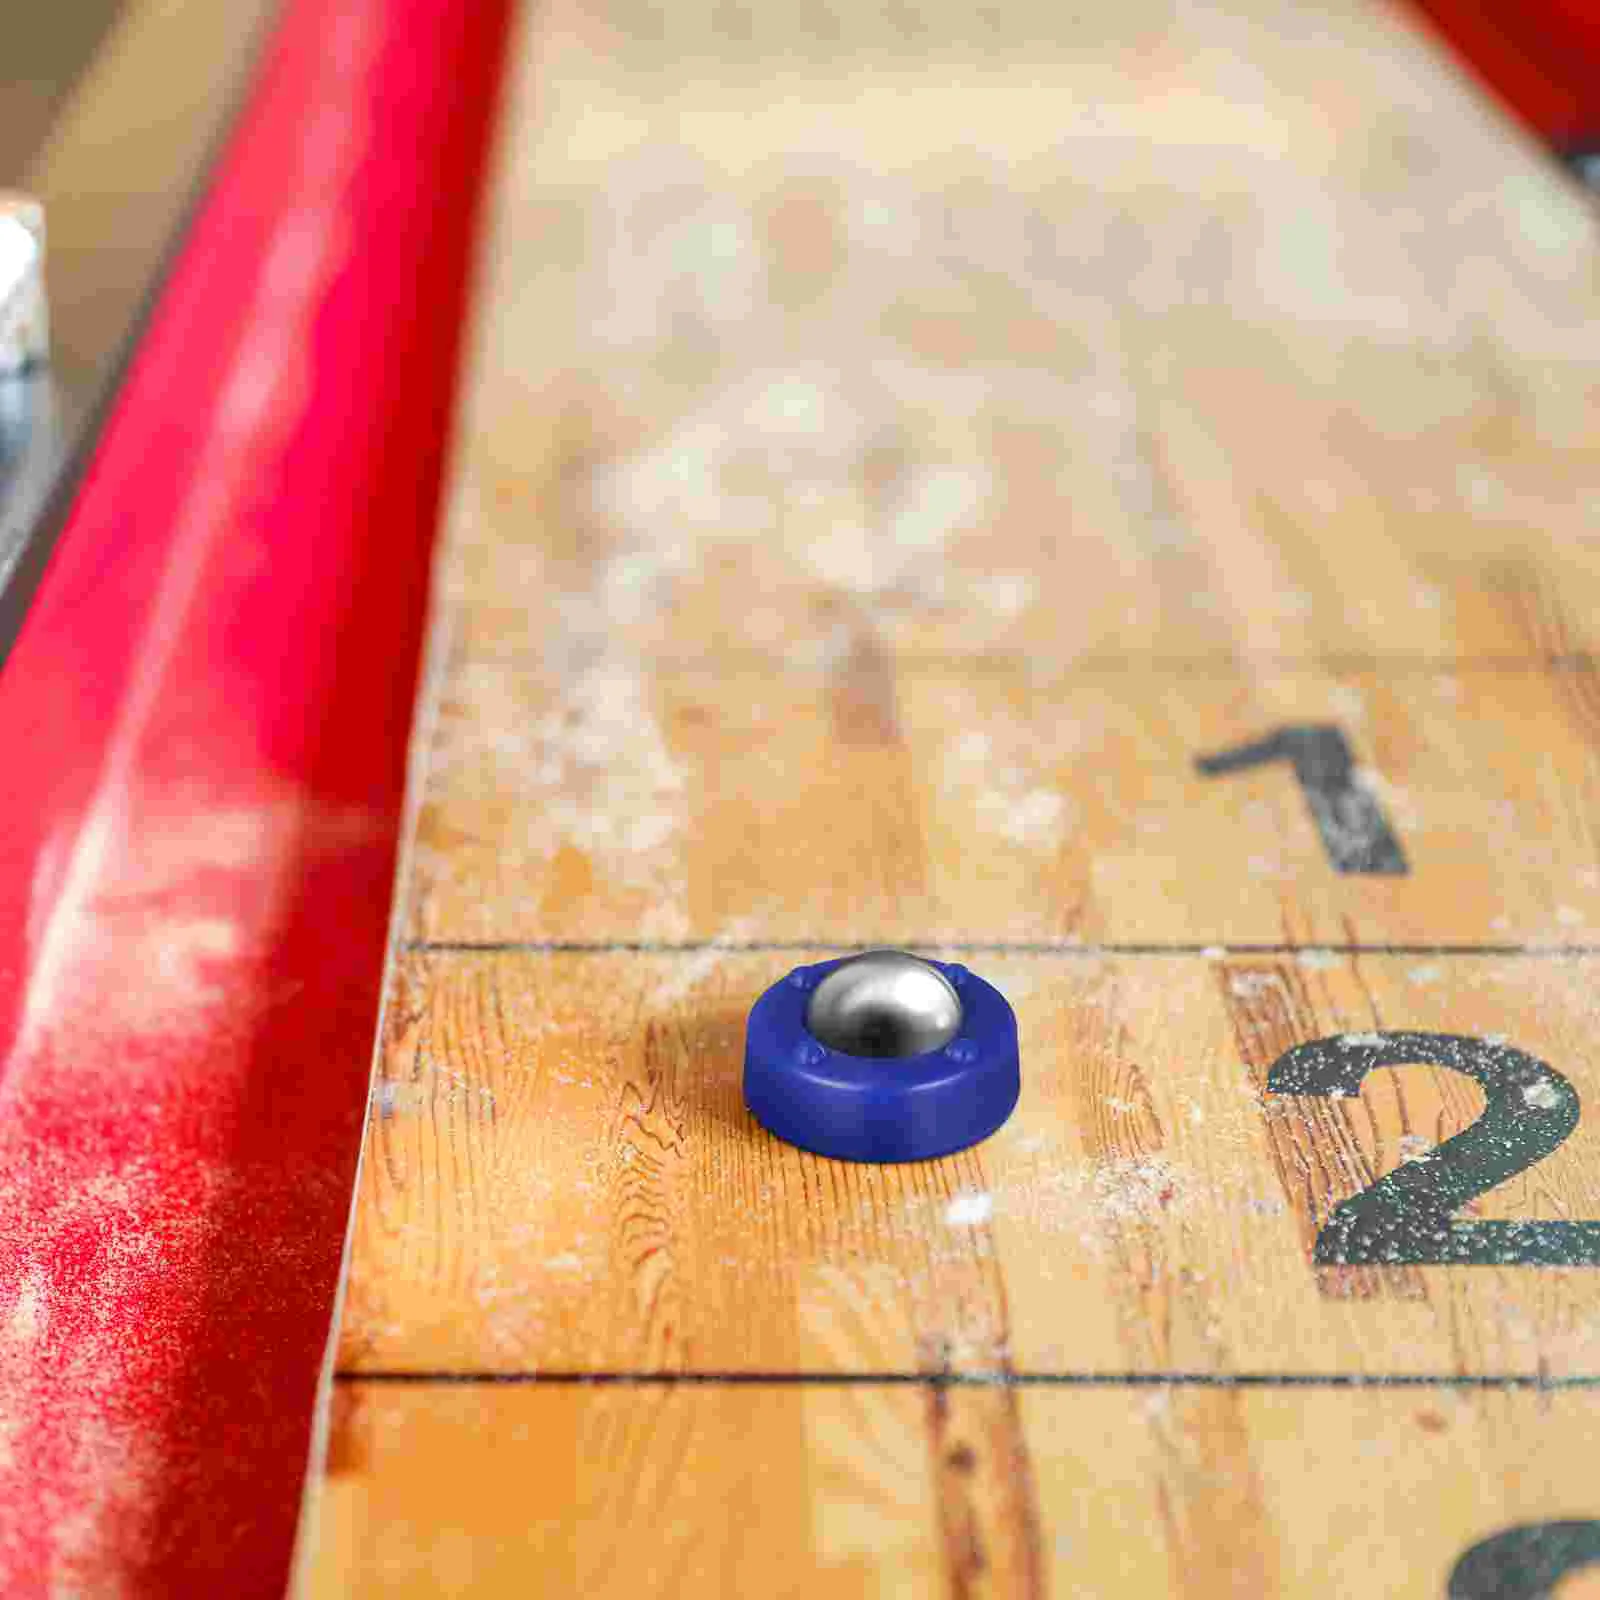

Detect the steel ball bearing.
[{"left": 743, "top": 950, "right": 1020, "bottom": 1163}]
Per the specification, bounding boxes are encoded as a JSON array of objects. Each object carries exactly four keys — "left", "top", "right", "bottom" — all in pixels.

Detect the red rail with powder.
[{"left": 0, "top": 0, "right": 511, "bottom": 1589}]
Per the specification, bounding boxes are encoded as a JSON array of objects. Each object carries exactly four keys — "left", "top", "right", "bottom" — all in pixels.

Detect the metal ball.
[{"left": 804, "top": 950, "right": 963, "bottom": 1059}]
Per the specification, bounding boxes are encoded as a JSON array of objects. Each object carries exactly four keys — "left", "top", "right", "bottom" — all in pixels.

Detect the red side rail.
[
  {"left": 0, "top": 0, "right": 512, "bottom": 1590},
  {"left": 1407, "top": 0, "right": 1600, "bottom": 150}
]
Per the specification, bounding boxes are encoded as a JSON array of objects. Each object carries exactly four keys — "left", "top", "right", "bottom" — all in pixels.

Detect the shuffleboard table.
[
  {"left": 298, "top": 1, "right": 1600, "bottom": 1596},
  {"left": 4, "top": 0, "right": 1600, "bottom": 1595}
]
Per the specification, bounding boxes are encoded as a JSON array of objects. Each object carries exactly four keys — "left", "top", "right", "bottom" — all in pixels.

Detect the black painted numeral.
[
  {"left": 1267, "top": 1032, "right": 1600, "bottom": 1266},
  {"left": 1450, "top": 1521, "right": 1600, "bottom": 1599},
  {"left": 1195, "top": 724, "right": 1407, "bottom": 874}
]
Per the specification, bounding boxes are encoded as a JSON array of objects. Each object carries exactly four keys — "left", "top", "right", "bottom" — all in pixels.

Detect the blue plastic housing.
[{"left": 743, "top": 956, "right": 1020, "bottom": 1163}]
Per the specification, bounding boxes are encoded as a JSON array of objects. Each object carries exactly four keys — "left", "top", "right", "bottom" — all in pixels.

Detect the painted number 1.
[{"left": 1196, "top": 724, "right": 1407, "bottom": 875}]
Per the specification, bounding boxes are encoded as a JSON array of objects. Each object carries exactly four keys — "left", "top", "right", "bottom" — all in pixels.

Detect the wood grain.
[
  {"left": 301, "top": 0, "right": 1600, "bottom": 1587},
  {"left": 310, "top": 1382, "right": 1600, "bottom": 1599},
  {"left": 337, "top": 949, "right": 1600, "bottom": 1379},
  {"left": 434, "top": 0, "right": 1600, "bottom": 675},
  {"left": 410, "top": 658, "right": 1600, "bottom": 947}
]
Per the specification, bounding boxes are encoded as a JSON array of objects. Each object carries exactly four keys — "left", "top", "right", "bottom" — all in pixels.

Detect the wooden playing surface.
[{"left": 301, "top": 0, "right": 1600, "bottom": 1593}]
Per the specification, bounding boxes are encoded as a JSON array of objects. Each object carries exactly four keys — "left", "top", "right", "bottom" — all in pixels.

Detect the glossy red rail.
[
  {"left": 0, "top": 0, "right": 511, "bottom": 1589},
  {"left": 1407, "top": 0, "right": 1600, "bottom": 147}
]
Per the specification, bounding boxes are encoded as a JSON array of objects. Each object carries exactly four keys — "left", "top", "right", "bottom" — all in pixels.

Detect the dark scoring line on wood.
[
  {"left": 450, "top": 648, "right": 1600, "bottom": 679},
  {"left": 334, "top": 1369, "right": 1600, "bottom": 1390},
  {"left": 402, "top": 940, "right": 1600, "bottom": 958}
]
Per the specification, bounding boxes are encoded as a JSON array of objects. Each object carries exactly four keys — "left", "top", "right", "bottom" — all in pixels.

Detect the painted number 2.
[
  {"left": 1196, "top": 724, "right": 1407, "bottom": 874},
  {"left": 1267, "top": 1032, "right": 1600, "bottom": 1266},
  {"left": 1450, "top": 1521, "right": 1600, "bottom": 1599}
]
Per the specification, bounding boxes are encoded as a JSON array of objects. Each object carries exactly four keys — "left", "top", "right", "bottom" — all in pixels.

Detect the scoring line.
[
  {"left": 336, "top": 1369, "right": 1600, "bottom": 1391},
  {"left": 402, "top": 940, "right": 1600, "bottom": 958}
]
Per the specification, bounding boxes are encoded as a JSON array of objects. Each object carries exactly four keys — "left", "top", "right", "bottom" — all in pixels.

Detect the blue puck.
[{"left": 743, "top": 950, "right": 1020, "bottom": 1163}]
